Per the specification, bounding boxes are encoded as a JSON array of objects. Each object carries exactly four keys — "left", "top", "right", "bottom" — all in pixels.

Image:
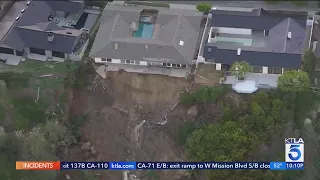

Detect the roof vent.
[
  {"left": 287, "top": 32, "right": 292, "bottom": 39},
  {"left": 15, "top": 16, "right": 20, "bottom": 21},
  {"left": 21, "top": 9, "right": 25, "bottom": 13},
  {"left": 145, "top": 44, "right": 148, "bottom": 49},
  {"left": 179, "top": 41, "right": 184, "bottom": 46},
  {"left": 130, "top": 22, "right": 137, "bottom": 31},
  {"left": 66, "top": 32, "right": 72, "bottom": 35},
  {"left": 27, "top": 1, "right": 31, "bottom": 5},
  {"left": 48, "top": 32, "right": 54, "bottom": 42},
  {"left": 114, "top": 43, "right": 118, "bottom": 50},
  {"left": 237, "top": 48, "right": 241, "bottom": 55}
]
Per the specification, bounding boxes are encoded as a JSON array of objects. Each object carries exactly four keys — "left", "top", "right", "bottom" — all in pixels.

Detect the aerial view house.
[
  {"left": 89, "top": 3, "right": 202, "bottom": 76},
  {"left": 0, "top": 0, "right": 99, "bottom": 65},
  {"left": 202, "top": 8, "right": 312, "bottom": 78}
]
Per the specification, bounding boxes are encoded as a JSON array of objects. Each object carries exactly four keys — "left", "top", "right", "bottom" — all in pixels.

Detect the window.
[
  {"left": 283, "top": 68, "right": 295, "bottom": 73},
  {"left": 0, "top": 47, "right": 14, "bottom": 55},
  {"left": 107, "top": 59, "right": 112, "bottom": 62},
  {"left": 125, "top": 60, "right": 134, "bottom": 64},
  {"left": 268, "top": 67, "right": 282, "bottom": 74},
  {"left": 29, "top": 48, "right": 45, "bottom": 55},
  {"left": 172, "top": 64, "right": 177, "bottom": 68},
  {"left": 208, "top": 47, "right": 211, "bottom": 52},
  {"left": 167, "top": 63, "right": 171, "bottom": 67},
  {"left": 177, "top": 64, "right": 181, "bottom": 68},
  {"left": 16, "top": 50, "right": 24, "bottom": 56},
  {"left": 264, "top": 30, "right": 269, "bottom": 36},
  {"left": 52, "top": 51, "right": 65, "bottom": 58},
  {"left": 163, "top": 63, "right": 167, "bottom": 66},
  {"left": 181, "top": 65, "right": 187, "bottom": 68},
  {"left": 101, "top": 58, "right": 107, "bottom": 61},
  {"left": 253, "top": 66, "right": 262, "bottom": 73}
]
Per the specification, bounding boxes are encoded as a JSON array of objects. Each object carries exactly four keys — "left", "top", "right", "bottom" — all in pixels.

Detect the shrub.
[
  {"left": 125, "top": 1, "right": 170, "bottom": 8},
  {"left": 180, "top": 86, "right": 231, "bottom": 105},
  {"left": 177, "top": 122, "right": 197, "bottom": 146},
  {"left": 196, "top": 3, "right": 212, "bottom": 13}
]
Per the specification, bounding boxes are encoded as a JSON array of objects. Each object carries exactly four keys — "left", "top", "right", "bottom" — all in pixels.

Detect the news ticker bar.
[{"left": 16, "top": 162, "right": 304, "bottom": 171}]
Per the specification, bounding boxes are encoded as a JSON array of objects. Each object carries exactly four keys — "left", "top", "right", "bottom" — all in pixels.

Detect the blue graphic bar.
[
  {"left": 286, "top": 162, "right": 304, "bottom": 170},
  {"left": 270, "top": 162, "right": 286, "bottom": 170}
]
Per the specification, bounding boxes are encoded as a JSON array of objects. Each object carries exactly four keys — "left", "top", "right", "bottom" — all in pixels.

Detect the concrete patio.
[
  {"left": 0, "top": 53, "right": 24, "bottom": 65},
  {"left": 102, "top": 64, "right": 191, "bottom": 78},
  {"left": 224, "top": 72, "right": 280, "bottom": 88}
]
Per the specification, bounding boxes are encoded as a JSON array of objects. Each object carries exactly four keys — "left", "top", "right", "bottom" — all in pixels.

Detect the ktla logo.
[{"left": 285, "top": 138, "right": 304, "bottom": 162}]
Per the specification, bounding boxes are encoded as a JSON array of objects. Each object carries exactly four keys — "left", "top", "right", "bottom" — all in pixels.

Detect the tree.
[
  {"left": 196, "top": 3, "right": 212, "bottom": 13},
  {"left": 186, "top": 121, "right": 249, "bottom": 162},
  {"left": 43, "top": 120, "right": 75, "bottom": 153},
  {"left": 303, "top": 50, "right": 317, "bottom": 74},
  {"left": 278, "top": 70, "right": 310, "bottom": 93},
  {"left": 230, "top": 61, "right": 253, "bottom": 80}
]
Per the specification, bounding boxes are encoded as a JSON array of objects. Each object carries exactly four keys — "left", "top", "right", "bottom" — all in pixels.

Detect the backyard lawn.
[{"left": 0, "top": 59, "right": 79, "bottom": 130}]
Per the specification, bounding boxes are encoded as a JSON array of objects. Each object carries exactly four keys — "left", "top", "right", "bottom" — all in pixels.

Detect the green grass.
[
  {"left": 13, "top": 59, "right": 78, "bottom": 74},
  {"left": 291, "top": 1, "right": 308, "bottom": 6},
  {"left": 12, "top": 60, "right": 79, "bottom": 90},
  {"left": 10, "top": 96, "right": 48, "bottom": 130},
  {"left": 146, "top": 170, "right": 159, "bottom": 180}
]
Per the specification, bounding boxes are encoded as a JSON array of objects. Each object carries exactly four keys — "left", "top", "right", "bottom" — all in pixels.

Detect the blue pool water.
[{"left": 133, "top": 23, "right": 154, "bottom": 38}]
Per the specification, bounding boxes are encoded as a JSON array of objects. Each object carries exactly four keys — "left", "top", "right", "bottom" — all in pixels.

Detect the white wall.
[
  {"left": 215, "top": 27, "right": 252, "bottom": 35},
  {"left": 112, "top": 59, "right": 121, "bottom": 63},
  {"left": 24, "top": 47, "right": 30, "bottom": 54},
  {"left": 45, "top": 50, "right": 52, "bottom": 57},
  {"left": 262, "top": 67, "right": 268, "bottom": 74},
  {"left": 94, "top": 57, "right": 102, "bottom": 63},
  {"left": 216, "top": 63, "right": 221, "bottom": 70},
  {"left": 140, "top": 61, "right": 147, "bottom": 66}
]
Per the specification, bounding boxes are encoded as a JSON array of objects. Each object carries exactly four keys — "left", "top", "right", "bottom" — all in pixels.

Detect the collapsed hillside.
[{"left": 61, "top": 69, "right": 320, "bottom": 180}]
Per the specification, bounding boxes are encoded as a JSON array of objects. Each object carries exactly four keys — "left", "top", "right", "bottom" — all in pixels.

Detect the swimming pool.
[{"left": 133, "top": 23, "right": 154, "bottom": 38}]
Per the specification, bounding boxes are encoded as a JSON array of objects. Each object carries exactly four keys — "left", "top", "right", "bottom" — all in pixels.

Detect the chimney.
[
  {"left": 114, "top": 43, "right": 118, "bottom": 50},
  {"left": 237, "top": 48, "right": 241, "bottom": 55},
  {"left": 47, "top": 32, "right": 54, "bottom": 42},
  {"left": 287, "top": 32, "right": 291, "bottom": 39}
]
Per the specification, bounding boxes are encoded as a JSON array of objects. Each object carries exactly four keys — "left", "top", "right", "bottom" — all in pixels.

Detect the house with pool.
[
  {"left": 89, "top": 3, "right": 203, "bottom": 77},
  {"left": 0, "top": 0, "right": 99, "bottom": 65},
  {"left": 201, "top": 8, "right": 313, "bottom": 88}
]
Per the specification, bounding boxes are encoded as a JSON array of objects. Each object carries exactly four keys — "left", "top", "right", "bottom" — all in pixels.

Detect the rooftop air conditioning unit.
[
  {"left": 237, "top": 48, "right": 241, "bottom": 55},
  {"left": 179, "top": 41, "right": 184, "bottom": 46},
  {"left": 287, "top": 32, "right": 292, "bottom": 39},
  {"left": 27, "top": 1, "right": 31, "bottom": 5}
]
